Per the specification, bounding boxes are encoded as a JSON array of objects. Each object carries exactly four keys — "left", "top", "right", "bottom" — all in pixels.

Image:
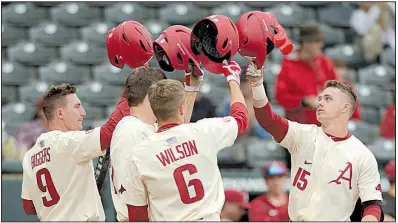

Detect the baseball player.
[
  {"left": 21, "top": 83, "right": 129, "bottom": 221},
  {"left": 118, "top": 61, "right": 249, "bottom": 221},
  {"left": 109, "top": 65, "right": 203, "bottom": 221},
  {"left": 245, "top": 62, "right": 384, "bottom": 221},
  {"left": 220, "top": 189, "right": 251, "bottom": 221}
]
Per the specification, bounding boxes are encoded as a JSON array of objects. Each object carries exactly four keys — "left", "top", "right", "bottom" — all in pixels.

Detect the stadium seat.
[
  {"left": 205, "top": 70, "right": 228, "bottom": 88},
  {"left": 270, "top": 41, "right": 299, "bottom": 64},
  {"left": 139, "top": 2, "right": 170, "bottom": 8},
  {"left": 360, "top": 107, "right": 379, "bottom": 125},
  {"left": 104, "top": 3, "right": 154, "bottom": 24},
  {"left": 368, "top": 138, "right": 395, "bottom": 164},
  {"left": 39, "top": 60, "right": 91, "bottom": 85},
  {"left": 247, "top": 139, "right": 285, "bottom": 168},
  {"left": 358, "top": 64, "right": 395, "bottom": 89},
  {"left": 2, "top": 3, "right": 48, "bottom": 27},
  {"left": 324, "top": 44, "right": 365, "bottom": 68},
  {"left": 2, "top": 61, "right": 35, "bottom": 86},
  {"left": 244, "top": 2, "right": 276, "bottom": 8},
  {"left": 80, "top": 102, "right": 105, "bottom": 121},
  {"left": 355, "top": 84, "right": 393, "bottom": 108},
  {"left": 268, "top": 4, "right": 316, "bottom": 28},
  {"left": 2, "top": 86, "right": 18, "bottom": 105},
  {"left": 319, "top": 24, "right": 346, "bottom": 47},
  {"left": 192, "top": 2, "right": 223, "bottom": 8},
  {"left": 212, "top": 3, "right": 251, "bottom": 22},
  {"left": 77, "top": 82, "right": 124, "bottom": 106},
  {"left": 200, "top": 83, "right": 229, "bottom": 107},
  {"left": 60, "top": 41, "right": 106, "bottom": 65},
  {"left": 81, "top": 22, "right": 114, "bottom": 46},
  {"left": 381, "top": 47, "right": 396, "bottom": 68},
  {"left": 159, "top": 3, "right": 209, "bottom": 25},
  {"left": 143, "top": 20, "right": 171, "bottom": 40},
  {"left": 218, "top": 143, "right": 247, "bottom": 166},
  {"left": 347, "top": 120, "right": 379, "bottom": 145},
  {"left": 345, "top": 69, "right": 358, "bottom": 83},
  {"left": 86, "top": 2, "right": 114, "bottom": 7},
  {"left": 51, "top": 2, "right": 101, "bottom": 27},
  {"left": 34, "top": 2, "right": 60, "bottom": 7},
  {"left": 8, "top": 41, "right": 57, "bottom": 66},
  {"left": 263, "top": 63, "right": 281, "bottom": 85},
  {"left": 2, "top": 102, "right": 36, "bottom": 124},
  {"left": 297, "top": 2, "right": 328, "bottom": 7},
  {"left": 318, "top": 3, "right": 355, "bottom": 27},
  {"left": 2, "top": 24, "right": 28, "bottom": 47},
  {"left": 29, "top": 21, "right": 77, "bottom": 47},
  {"left": 19, "top": 81, "right": 50, "bottom": 105},
  {"left": 105, "top": 104, "right": 118, "bottom": 117},
  {"left": 93, "top": 62, "right": 131, "bottom": 86}
]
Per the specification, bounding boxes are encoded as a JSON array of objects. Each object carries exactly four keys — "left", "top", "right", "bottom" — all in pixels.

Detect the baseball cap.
[
  {"left": 263, "top": 161, "right": 288, "bottom": 178},
  {"left": 385, "top": 160, "right": 395, "bottom": 182},
  {"left": 224, "top": 189, "right": 251, "bottom": 209}
]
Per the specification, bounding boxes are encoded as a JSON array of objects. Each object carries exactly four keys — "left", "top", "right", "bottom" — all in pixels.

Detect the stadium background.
[{"left": 1, "top": 1, "right": 395, "bottom": 221}]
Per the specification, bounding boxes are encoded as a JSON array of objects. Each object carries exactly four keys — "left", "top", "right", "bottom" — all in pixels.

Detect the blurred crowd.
[{"left": 1, "top": 1, "right": 396, "bottom": 222}]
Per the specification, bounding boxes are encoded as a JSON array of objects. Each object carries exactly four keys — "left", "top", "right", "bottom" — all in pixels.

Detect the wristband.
[{"left": 252, "top": 84, "right": 267, "bottom": 100}]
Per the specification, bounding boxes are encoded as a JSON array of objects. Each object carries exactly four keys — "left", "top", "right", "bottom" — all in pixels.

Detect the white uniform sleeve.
[
  {"left": 59, "top": 127, "right": 105, "bottom": 163},
  {"left": 358, "top": 151, "right": 383, "bottom": 202},
  {"left": 278, "top": 120, "right": 315, "bottom": 154},
  {"left": 194, "top": 116, "right": 238, "bottom": 153},
  {"left": 119, "top": 158, "right": 148, "bottom": 206}
]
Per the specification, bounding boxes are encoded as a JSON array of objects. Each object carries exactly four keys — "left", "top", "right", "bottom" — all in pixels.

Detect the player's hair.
[
  {"left": 148, "top": 79, "right": 185, "bottom": 122},
  {"left": 324, "top": 80, "right": 357, "bottom": 116},
  {"left": 125, "top": 67, "right": 166, "bottom": 107},
  {"left": 42, "top": 83, "right": 76, "bottom": 121}
]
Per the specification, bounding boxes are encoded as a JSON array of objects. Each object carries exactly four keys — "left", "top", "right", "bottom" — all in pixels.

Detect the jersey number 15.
[{"left": 173, "top": 164, "right": 205, "bottom": 204}]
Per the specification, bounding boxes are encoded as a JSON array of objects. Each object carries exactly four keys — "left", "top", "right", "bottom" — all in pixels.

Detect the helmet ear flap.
[{"left": 153, "top": 42, "right": 175, "bottom": 72}]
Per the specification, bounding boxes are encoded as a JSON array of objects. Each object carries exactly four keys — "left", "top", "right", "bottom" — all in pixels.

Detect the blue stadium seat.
[
  {"left": 324, "top": 44, "right": 365, "bottom": 68},
  {"left": 2, "top": 61, "right": 35, "bottom": 86},
  {"left": 368, "top": 138, "right": 395, "bottom": 164},
  {"left": 347, "top": 120, "right": 379, "bottom": 145},
  {"left": 318, "top": 3, "right": 355, "bottom": 27},
  {"left": 355, "top": 84, "right": 393, "bottom": 108},
  {"left": 77, "top": 82, "right": 124, "bottom": 106},
  {"left": 143, "top": 20, "right": 171, "bottom": 40},
  {"left": 360, "top": 106, "right": 379, "bottom": 125},
  {"left": 2, "top": 3, "right": 48, "bottom": 27},
  {"left": 2, "top": 86, "right": 18, "bottom": 105},
  {"left": 29, "top": 21, "right": 77, "bottom": 47},
  {"left": 39, "top": 60, "right": 91, "bottom": 85},
  {"left": 80, "top": 102, "right": 105, "bottom": 121},
  {"left": 268, "top": 4, "right": 316, "bottom": 28},
  {"left": 2, "top": 24, "right": 28, "bottom": 47},
  {"left": 51, "top": 2, "right": 101, "bottom": 27},
  {"left": 34, "top": 2, "right": 60, "bottom": 7},
  {"left": 358, "top": 64, "right": 395, "bottom": 89},
  {"left": 81, "top": 22, "right": 114, "bottom": 47},
  {"left": 93, "top": 62, "right": 131, "bottom": 85},
  {"left": 159, "top": 3, "right": 209, "bottom": 25},
  {"left": 247, "top": 139, "right": 286, "bottom": 168},
  {"left": 2, "top": 102, "right": 36, "bottom": 124},
  {"left": 8, "top": 41, "right": 57, "bottom": 66},
  {"left": 60, "top": 41, "right": 106, "bottom": 65},
  {"left": 105, "top": 3, "right": 154, "bottom": 24},
  {"left": 19, "top": 81, "right": 50, "bottom": 105},
  {"left": 212, "top": 3, "right": 251, "bottom": 22}
]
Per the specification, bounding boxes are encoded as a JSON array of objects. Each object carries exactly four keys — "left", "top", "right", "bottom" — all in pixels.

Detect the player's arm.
[
  {"left": 21, "top": 163, "right": 36, "bottom": 215},
  {"left": 119, "top": 157, "right": 149, "bottom": 222},
  {"left": 358, "top": 152, "right": 384, "bottom": 221},
  {"left": 183, "top": 64, "right": 204, "bottom": 123}
]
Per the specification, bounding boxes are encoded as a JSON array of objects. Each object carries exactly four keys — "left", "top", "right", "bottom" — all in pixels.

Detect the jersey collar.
[
  {"left": 157, "top": 123, "right": 180, "bottom": 133},
  {"left": 324, "top": 132, "right": 352, "bottom": 142}
]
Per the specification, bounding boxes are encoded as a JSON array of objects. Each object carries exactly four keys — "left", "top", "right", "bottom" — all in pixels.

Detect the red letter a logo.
[{"left": 329, "top": 162, "right": 353, "bottom": 190}]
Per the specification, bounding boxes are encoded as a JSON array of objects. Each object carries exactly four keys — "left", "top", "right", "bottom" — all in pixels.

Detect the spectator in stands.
[
  {"left": 350, "top": 2, "right": 395, "bottom": 62},
  {"left": 221, "top": 189, "right": 251, "bottom": 221},
  {"left": 380, "top": 77, "right": 395, "bottom": 139},
  {"left": 15, "top": 97, "right": 48, "bottom": 151},
  {"left": 275, "top": 24, "right": 337, "bottom": 125},
  {"left": 382, "top": 160, "right": 396, "bottom": 221},
  {"left": 249, "top": 161, "right": 289, "bottom": 222},
  {"left": 190, "top": 94, "right": 216, "bottom": 122},
  {"left": 220, "top": 79, "right": 271, "bottom": 140},
  {"left": 333, "top": 59, "right": 361, "bottom": 120}
]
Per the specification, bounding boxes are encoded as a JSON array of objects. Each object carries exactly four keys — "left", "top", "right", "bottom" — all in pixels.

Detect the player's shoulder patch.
[
  {"left": 85, "top": 129, "right": 94, "bottom": 134},
  {"left": 222, "top": 117, "right": 232, "bottom": 122}
]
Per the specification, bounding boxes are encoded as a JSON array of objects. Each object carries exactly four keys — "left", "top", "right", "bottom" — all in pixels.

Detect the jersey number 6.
[
  {"left": 173, "top": 164, "right": 205, "bottom": 204},
  {"left": 292, "top": 167, "right": 311, "bottom": 191},
  {"left": 36, "top": 168, "right": 60, "bottom": 207}
]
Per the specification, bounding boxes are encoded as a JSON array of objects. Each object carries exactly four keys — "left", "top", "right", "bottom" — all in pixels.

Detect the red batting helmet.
[
  {"left": 106, "top": 21, "right": 154, "bottom": 69},
  {"left": 191, "top": 15, "right": 239, "bottom": 74},
  {"left": 153, "top": 25, "right": 202, "bottom": 76},
  {"left": 236, "top": 11, "right": 293, "bottom": 68}
]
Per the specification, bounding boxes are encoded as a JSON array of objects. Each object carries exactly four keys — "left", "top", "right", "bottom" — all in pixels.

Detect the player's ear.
[
  {"left": 56, "top": 108, "right": 64, "bottom": 120},
  {"left": 341, "top": 103, "right": 350, "bottom": 114},
  {"left": 179, "top": 104, "right": 184, "bottom": 116}
]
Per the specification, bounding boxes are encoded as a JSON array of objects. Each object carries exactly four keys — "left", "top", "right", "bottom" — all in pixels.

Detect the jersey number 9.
[
  {"left": 173, "top": 164, "right": 205, "bottom": 204},
  {"left": 36, "top": 168, "right": 60, "bottom": 207}
]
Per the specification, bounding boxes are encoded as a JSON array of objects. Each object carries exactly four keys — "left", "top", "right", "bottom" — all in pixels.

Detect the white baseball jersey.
[
  {"left": 278, "top": 121, "right": 382, "bottom": 221},
  {"left": 109, "top": 116, "right": 156, "bottom": 221},
  {"left": 119, "top": 116, "right": 239, "bottom": 221},
  {"left": 21, "top": 128, "right": 106, "bottom": 221}
]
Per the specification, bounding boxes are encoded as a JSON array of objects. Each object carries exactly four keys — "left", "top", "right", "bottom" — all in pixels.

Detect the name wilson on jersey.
[{"left": 156, "top": 140, "right": 198, "bottom": 167}]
